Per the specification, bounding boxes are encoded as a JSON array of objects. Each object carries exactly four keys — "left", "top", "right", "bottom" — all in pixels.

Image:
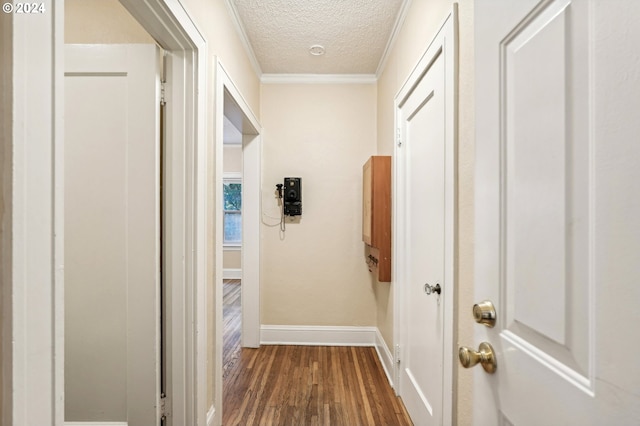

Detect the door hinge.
[
  {"left": 160, "top": 394, "right": 171, "bottom": 420},
  {"left": 160, "top": 81, "right": 167, "bottom": 106},
  {"left": 396, "top": 128, "right": 402, "bottom": 147},
  {"left": 395, "top": 344, "right": 401, "bottom": 365}
]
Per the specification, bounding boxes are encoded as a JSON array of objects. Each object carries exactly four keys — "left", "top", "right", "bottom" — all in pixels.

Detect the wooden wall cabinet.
[{"left": 362, "top": 156, "right": 391, "bottom": 282}]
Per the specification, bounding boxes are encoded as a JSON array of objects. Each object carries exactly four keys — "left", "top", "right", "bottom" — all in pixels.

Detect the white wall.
[{"left": 260, "top": 83, "right": 378, "bottom": 327}]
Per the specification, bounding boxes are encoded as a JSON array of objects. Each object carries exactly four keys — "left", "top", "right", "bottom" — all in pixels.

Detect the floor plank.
[
  {"left": 223, "top": 279, "right": 242, "bottom": 379},
  {"left": 223, "top": 345, "right": 412, "bottom": 425},
  {"left": 222, "top": 279, "right": 412, "bottom": 425}
]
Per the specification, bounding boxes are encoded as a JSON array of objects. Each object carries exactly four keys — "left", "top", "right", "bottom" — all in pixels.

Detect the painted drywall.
[
  {"left": 65, "top": 0, "right": 155, "bottom": 44},
  {"left": 223, "top": 144, "right": 242, "bottom": 271},
  {"left": 260, "top": 83, "right": 377, "bottom": 327},
  {"left": 0, "top": 10, "right": 12, "bottom": 424},
  {"left": 375, "top": 0, "right": 475, "bottom": 424},
  {"left": 223, "top": 144, "right": 243, "bottom": 174}
]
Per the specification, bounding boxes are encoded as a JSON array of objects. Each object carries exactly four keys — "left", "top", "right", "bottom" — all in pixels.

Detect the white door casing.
[
  {"left": 394, "top": 7, "right": 457, "bottom": 426},
  {"left": 118, "top": 2, "right": 209, "bottom": 424},
  {"left": 474, "top": 0, "right": 640, "bottom": 424},
  {"left": 64, "top": 44, "right": 161, "bottom": 424}
]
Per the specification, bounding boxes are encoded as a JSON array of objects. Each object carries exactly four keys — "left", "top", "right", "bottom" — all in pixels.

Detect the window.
[{"left": 223, "top": 176, "right": 242, "bottom": 246}]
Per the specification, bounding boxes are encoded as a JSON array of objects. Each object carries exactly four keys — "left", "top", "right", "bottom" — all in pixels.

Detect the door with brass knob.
[{"left": 473, "top": 0, "right": 640, "bottom": 423}]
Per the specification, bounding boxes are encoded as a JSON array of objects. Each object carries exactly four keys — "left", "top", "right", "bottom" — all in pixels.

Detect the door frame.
[
  {"left": 392, "top": 6, "right": 458, "bottom": 425},
  {"left": 6, "top": 0, "right": 208, "bottom": 424},
  {"left": 213, "top": 59, "right": 262, "bottom": 415}
]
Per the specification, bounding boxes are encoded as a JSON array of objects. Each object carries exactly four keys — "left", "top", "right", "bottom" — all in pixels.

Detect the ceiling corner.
[
  {"left": 376, "top": 0, "right": 413, "bottom": 79},
  {"left": 223, "top": 0, "right": 263, "bottom": 78}
]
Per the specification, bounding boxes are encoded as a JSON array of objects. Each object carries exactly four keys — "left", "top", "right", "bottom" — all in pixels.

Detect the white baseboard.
[
  {"left": 65, "top": 423, "right": 127, "bottom": 426},
  {"left": 223, "top": 268, "right": 242, "bottom": 279},
  {"left": 207, "top": 405, "right": 216, "bottom": 426},
  {"left": 374, "top": 328, "right": 395, "bottom": 388},
  {"left": 260, "top": 325, "right": 377, "bottom": 346}
]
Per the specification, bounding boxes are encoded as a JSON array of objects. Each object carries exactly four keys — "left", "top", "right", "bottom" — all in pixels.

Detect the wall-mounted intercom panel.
[{"left": 283, "top": 177, "right": 302, "bottom": 216}]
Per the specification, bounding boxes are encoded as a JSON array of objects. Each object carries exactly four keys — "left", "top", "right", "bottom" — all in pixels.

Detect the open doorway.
[
  {"left": 214, "top": 63, "right": 262, "bottom": 418},
  {"left": 222, "top": 116, "right": 243, "bottom": 381}
]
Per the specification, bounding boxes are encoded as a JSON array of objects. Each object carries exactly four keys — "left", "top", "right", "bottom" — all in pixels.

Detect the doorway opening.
[
  {"left": 222, "top": 115, "right": 243, "bottom": 381},
  {"left": 214, "top": 62, "right": 262, "bottom": 418}
]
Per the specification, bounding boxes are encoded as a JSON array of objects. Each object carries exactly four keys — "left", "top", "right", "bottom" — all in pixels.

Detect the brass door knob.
[
  {"left": 473, "top": 300, "right": 496, "bottom": 327},
  {"left": 458, "top": 342, "right": 497, "bottom": 374}
]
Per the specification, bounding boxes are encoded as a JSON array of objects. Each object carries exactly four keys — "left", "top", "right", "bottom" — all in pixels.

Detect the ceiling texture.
[{"left": 225, "top": 0, "right": 410, "bottom": 81}]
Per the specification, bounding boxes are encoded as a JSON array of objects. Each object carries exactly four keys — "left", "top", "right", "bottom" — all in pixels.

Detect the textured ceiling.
[{"left": 229, "top": 0, "right": 406, "bottom": 75}]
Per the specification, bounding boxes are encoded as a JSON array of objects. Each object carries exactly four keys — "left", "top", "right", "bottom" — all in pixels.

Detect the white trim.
[
  {"left": 261, "top": 73, "right": 377, "bottom": 84},
  {"left": 393, "top": 6, "right": 458, "bottom": 426},
  {"left": 222, "top": 0, "right": 263, "bottom": 77},
  {"left": 10, "top": 2, "right": 64, "bottom": 424},
  {"left": 65, "top": 423, "right": 128, "bottom": 426},
  {"left": 376, "top": 0, "right": 413, "bottom": 78},
  {"left": 206, "top": 405, "right": 216, "bottom": 426},
  {"left": 223, "top": 171, "right": 243, "bottom": 180},
  {"left": 260, "top": 325, "right": 377, "bottom": 346},
  {"left": 223, "top": 268, "right": 242, "bottom": 280},
  {"left": 98, "top": 1, "right": 209, "bottom": 425},
  {"left": 374, "top": 329, "right": 396, "bottom": 389}
]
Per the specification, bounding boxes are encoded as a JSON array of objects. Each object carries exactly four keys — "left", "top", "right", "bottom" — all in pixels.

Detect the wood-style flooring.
[
  {"left": 223, "top": 279, "right": 242, "bottom": 379},
  {"left": 222, "top": 280, "right": 412, "bottom": 426}
]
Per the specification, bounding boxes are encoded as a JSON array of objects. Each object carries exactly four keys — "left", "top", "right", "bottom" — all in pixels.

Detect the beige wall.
[
  {"left": 375, "top": 0, "right": 474, "bottom": 424},
  {"left": 0, "top": 10, "right": 12, "bottom": 425},
  {"left": 223, "top": 144, "right": 242, "bottom": 271},
  {"left": 260, "top": 83, "right": 378, "bottom": 327},
  {"left": 223, "top": 144, "right": 242, "bottom": 174},
  {"left": 65, "top": 0, "right": 154, "bottom": 43}
]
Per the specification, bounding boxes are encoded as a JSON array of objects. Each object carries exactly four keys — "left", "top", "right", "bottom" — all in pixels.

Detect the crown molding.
[
  {"left": 376, "top": 0, "right": 412, "bottom": 78},
  {"left": 223, "top": 0, "right": 263, "bottom": 78},
  {"left": 261, "top": 73, "right": 377, "bottom": 84}
]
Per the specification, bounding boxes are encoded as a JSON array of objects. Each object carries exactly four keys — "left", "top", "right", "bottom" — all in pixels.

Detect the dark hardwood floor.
[{"left": 222, "top": 279, "right": 412, "bottom": 426}]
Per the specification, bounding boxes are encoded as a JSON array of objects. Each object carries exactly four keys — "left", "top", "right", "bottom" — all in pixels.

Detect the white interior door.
[
  {"left": 65, "top": 44, "right": 161, "bottom": 425},
  {"left": 474, "top": 1, "right": 640, "bottom": 424},
  {"left": 396, "top": 10, "right": 456, "bottom": 425}
]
